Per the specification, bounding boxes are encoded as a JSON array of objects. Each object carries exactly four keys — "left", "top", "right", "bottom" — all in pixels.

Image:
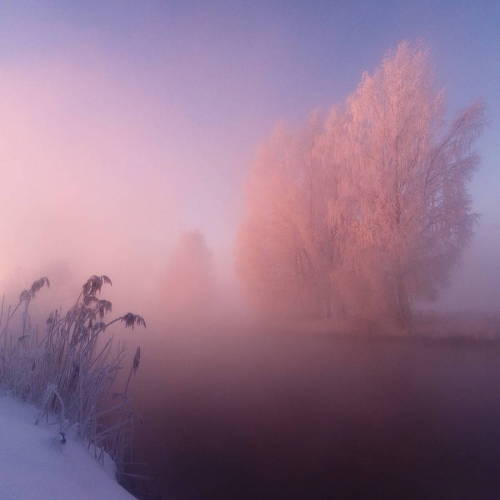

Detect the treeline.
[{"left": 236, "top": 42, "right": 485, "bottom": 331}]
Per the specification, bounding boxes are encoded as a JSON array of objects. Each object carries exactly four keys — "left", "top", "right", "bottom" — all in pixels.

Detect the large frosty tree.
[{"left": 236, "top": 42, "right": 485, "bottom": 330}]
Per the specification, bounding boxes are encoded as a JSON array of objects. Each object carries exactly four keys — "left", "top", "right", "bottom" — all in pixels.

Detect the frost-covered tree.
[
  {"left": 164, "top": 230, "right": 214, "bottom": 318},
  {"left": 235, "top": 117, "right": 333, "bottom": 318},
  {"left": 236, "top": 41, "right": 485, "bottom": 330}
]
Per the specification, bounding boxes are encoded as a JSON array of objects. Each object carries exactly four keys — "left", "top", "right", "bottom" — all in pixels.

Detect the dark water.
[{"left": 126, "top": 331, "right": 500, "bottom": 500}]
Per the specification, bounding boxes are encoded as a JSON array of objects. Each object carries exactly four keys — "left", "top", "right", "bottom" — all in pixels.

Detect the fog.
[
  {"left": 0, "top": 5, "right": 498, "bottom": 317},
  {"left": 1, "top": 3, "right": 500, "bottom": 500}
]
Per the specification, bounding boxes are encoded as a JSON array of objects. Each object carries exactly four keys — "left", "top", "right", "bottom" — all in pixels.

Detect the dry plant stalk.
[{"left": 0, "top": 274, "right": 145, "bottom": 479}]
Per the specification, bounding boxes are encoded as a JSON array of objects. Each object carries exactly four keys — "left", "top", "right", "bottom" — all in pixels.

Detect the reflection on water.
[{"left": 128, "top": 329, "right": 500, "bottom": 500}]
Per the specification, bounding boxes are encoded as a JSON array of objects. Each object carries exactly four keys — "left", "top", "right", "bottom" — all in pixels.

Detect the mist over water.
[
  {"left": 128, "top": 324, "right": 500, "bottom": 499},
  {"left": 0, "top": 3, "right": 499, "bottom": 500}
]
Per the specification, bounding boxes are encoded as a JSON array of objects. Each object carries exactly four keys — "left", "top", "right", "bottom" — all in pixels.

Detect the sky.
[{"left": 0, "top": 0, "right": 498, "bottom": 311}]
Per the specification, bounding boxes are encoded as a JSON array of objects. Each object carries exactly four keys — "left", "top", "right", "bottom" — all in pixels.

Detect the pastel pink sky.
[{"left": 0, "top": 1, "right": 498, "bottom": 312}]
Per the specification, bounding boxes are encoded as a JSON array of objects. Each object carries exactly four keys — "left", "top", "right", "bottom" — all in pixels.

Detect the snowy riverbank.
[{"left": 0, "top": 393, "right": 135, "bottom": 500}]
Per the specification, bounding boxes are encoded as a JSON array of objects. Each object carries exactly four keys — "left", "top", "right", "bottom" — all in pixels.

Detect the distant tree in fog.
[
  {"left": 235, "top": 117, "right": 334, "bottom": 319},
  {"left": 164, "top": 231, "right": 214, "bottom": 318},
  {"left": 236, "top": 41, "right": 485, "bottom": 330}
]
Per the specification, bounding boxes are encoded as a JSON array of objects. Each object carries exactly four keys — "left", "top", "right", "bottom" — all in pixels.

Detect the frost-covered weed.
[{"left": 0, "top": 274, "right": 145, "bottom": 478}]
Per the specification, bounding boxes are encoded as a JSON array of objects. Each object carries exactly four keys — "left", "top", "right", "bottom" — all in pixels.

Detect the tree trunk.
[{"left": 396, "top": 274, "right": 411, "bottom": 333}]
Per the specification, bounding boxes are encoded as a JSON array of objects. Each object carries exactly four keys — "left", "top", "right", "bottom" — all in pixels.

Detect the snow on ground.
[{"left": 0, "top": 393, "right": 136, "bottom": 500}]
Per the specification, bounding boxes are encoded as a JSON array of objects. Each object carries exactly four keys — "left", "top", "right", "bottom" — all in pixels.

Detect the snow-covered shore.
[{"left": 0, "top": 393, "right": 135, "bottom": 500}]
